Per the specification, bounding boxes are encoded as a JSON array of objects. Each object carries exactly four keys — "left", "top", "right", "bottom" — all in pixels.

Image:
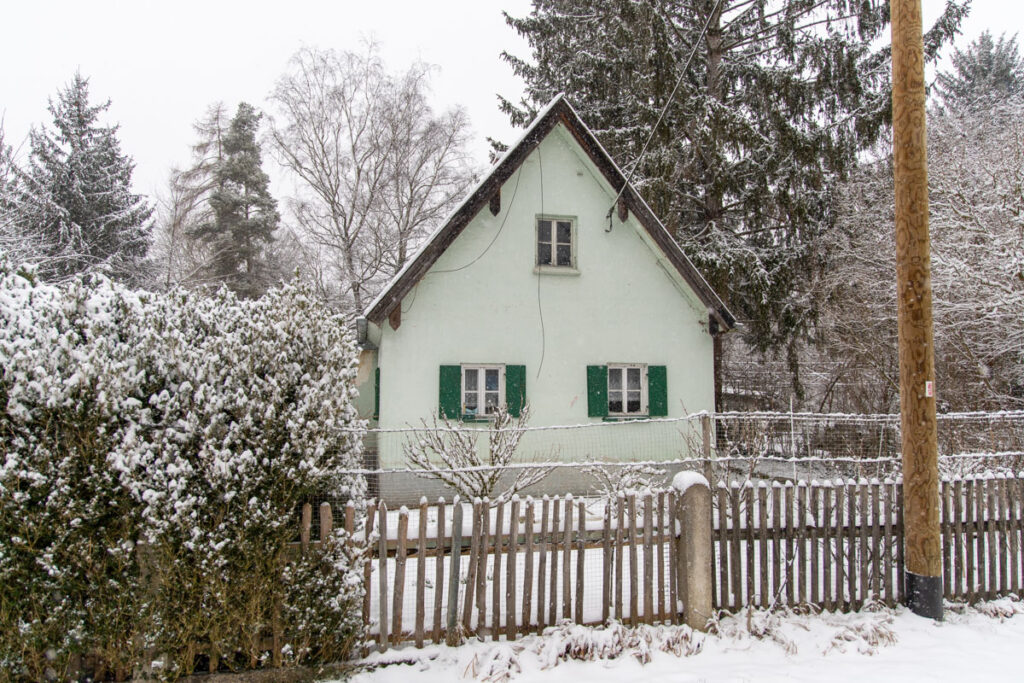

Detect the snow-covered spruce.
[{"left": 0, "top": 258, "right": 366, "bottom": 679}]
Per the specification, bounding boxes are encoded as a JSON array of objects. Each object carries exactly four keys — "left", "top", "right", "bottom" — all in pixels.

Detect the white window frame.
[
  {"left": 535, "top": 215, "right": 577, "bottom": 271},
  {"left": 607, "top": 363, "right": 648, "bottom": 416},
  {"left": 462, "top": 364, "right": 505, "bottom": 418}
]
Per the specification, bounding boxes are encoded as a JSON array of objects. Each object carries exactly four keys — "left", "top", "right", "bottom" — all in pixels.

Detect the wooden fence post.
[
  {"left": 701, "top": 413, "right": 714, "bottom": 484},
  {"left": 673, "top": 472, "right": 713, "bottom": 631}
]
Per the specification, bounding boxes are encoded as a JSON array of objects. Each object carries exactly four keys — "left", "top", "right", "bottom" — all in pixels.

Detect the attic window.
[{"left": 536, "top": 217, "right": 575, "bottom": 269}]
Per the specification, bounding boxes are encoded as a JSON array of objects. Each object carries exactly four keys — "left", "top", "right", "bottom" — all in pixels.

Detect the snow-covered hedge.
[{"left": 0, "top": 257, "right": 365, "bottom": 680}]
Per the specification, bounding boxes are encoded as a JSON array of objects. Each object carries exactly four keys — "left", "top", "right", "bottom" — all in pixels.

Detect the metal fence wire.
[{"left": 310, "top": 410, "right": 1024, "bottom": 512}]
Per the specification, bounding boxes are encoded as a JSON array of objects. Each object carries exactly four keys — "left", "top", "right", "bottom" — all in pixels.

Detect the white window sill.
[{"left": 534, "top": 265, "right": 580, "bottom": 276}]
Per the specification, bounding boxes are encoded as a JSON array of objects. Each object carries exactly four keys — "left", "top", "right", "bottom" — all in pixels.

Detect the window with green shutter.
[
  {"left": 440, "top": 364, "right": 524, "bottom": 420},
  {"left": 591, "top": 363, "right": 669, "bottom": 418}
]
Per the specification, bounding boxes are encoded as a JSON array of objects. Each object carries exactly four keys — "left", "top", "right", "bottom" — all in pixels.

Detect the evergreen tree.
[
  {"left": 190, "top": 102, "right": 280, "bottom": 298},
  {"left": 19, "top": 73, "right": 153, "bottom": 284},
  {"left": 935, "top": 31, "right": 1024, "bottom": 109},
  {"left": 500, "top": 0, "right": 967, "bottom": 403}
]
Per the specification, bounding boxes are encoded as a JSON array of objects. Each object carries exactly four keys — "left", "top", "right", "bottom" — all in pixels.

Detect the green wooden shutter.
[
  {"left": 373, "top": 367, "right": 380, "bottom": 419},
  {"left": 648, "top": 365, "right": 668, "bottom": 417},
  {"left": 505, "top": 365, "right": 526, "bottom": 417},
  {"left": 587, "top": 365, "right": 608, "bottom": 417},
  {"left": 439, "top": 365, "right": 461, "bottom": 418}
]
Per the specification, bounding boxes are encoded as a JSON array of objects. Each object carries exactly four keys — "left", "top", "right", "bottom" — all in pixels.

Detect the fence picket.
[
  {"left": 797, "top": 482, "right": 807, "bottom": 606},
  {"left": 771, "top": 483, "right": 782, "bottom": 608},
  {"left": 462, "top": 501, "right": 481, "bottom": 634},
  {"left": 537, "top": 497, "right": 549, "bottom": 632},
  {"left": 941, "top": 480, "right": 952, "bottom": 601},
  {"left": 1011, "top": 478, "right": 1021, "bottom": 593},
  {"left": 433, "top": 501, "right": 445, "bottom": 644},
  {"left": 523, "top": 498, "right": 535, "bottom": 634},
  {"left": 987, "top": 478, "right": 998, "bottom": 599},
  {"left": 785, "top": 483, "right": 795, "bottom": 608},
  {"left": 743, "top": 485, "right": 754, "bottom": 608},
  {"left": 602, "top": 500, "right": 612, "bottom": 624},
  {"left": 563, "top": 497, "right": 574, "bottom": 621},
  {"left": 823, "top": 483, "right": 833, "bottom": 611},
  {"left": 999, "top": 477, "right": 1011, "bottom": 594},
  {"left": 870, "top": 480, "right": 881, "bottom": 601},
  {"left": 549, "top": 497, "right": 560, "bottom": 627},
  {"left": 507, "top": 497, "right": 519, "bottom": 641},
  {"left": 615, "top": 495, "right": 624, "bottom": 621},
  {"left": 576, "top": 500, "right": 586, "bottom": 625},
  {"left": 719, "top": 485, "right": 730, "bottom": 610},
  {"left": 667, "top": 490, "right": 678, "bottom": 624},
  {"left": 364, "top": 501, "right": 376, "bottom": 637},
  {"left": 416, "top": 500, "right": 428, "bottom": 648},
  {"left": 492, "top": 500, "right": 504, "bottom": 640},
  {"left": 858, "top": 482, "right": 869, "bottom": 608},
  {"left": 758, "top": 484, "right": 769, "bottom": 609},
  {"left": 657, "top": 491, "right": 667, "bottom": 622},
  {"left": 445, "top": 502, "right": 463, "bottom": 646},
  {"left": 727, "top": 485, "right": 740, "bottom": 612},
  {"left": 628, "top": 493, "right": 639, "bottom": 625},
  {"left": 477, "top": 498, "right": 490, "bottom": 635},
  {"left": 644, "top": 493, "right": 654, "bottom": 623},
  {"left": 377, "top": 503, "right": 389, "bottom": 650},
  {"left": 810, "top": 484, "right": 820, "bottom": 607},
  {"left": 846, "top": 481, "right": 858, "bottom": 610},
  {"left": 834, "top": 484, "right": 845, "bottom": 611},
  {"left": 965, "top": 478, "right": 976, "bottom": 602},
  {"left": 896, "top": 480, "right": 905, "bottom": 604},
  {"left": 883, "top": 481, "right": 894, "bottom": 606},
  {"left": 392, "top": 509, "right": 408, "bottom": 646},
  {"left": 953, "top": 480, "right": 964, "bottom": 601}
]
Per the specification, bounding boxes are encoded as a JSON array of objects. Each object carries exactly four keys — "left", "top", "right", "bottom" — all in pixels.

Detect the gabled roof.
[{"left": 365, "top": 94, "right": 735, "bottom": 331}]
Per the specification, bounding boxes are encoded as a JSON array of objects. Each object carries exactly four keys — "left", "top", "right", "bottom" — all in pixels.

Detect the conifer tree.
[
  {"left": 500, "top": 0, "right": 968, "bottom": 402},
  {"left": 18, "top": 73, "right": 153, "bottom": 284},
  {"left": 190, "top": 102, "right": 280, "bottom": 298},
  {"left": 935, "top": 31, "right": 1024, "bottom": 109}
]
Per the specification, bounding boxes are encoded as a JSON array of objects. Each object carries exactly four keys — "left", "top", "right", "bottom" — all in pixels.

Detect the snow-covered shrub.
[
  {"left": 403, "top": 405, "right": 552, "bottom": 504},
  {"left": 0, "top": 256, "right": 366, "bottom": 680},
  {"left": 0, "top": 261, "right": 147, "bottom": 681}
]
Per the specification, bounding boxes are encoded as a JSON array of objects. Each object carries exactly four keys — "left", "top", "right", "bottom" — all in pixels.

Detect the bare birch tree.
[{"left": 268, "top": 44, "right": 474, "bottom": 312}]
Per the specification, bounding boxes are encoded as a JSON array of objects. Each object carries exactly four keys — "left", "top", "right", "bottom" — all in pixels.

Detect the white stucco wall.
[{"left": 369, "top": 123, "right": 715, "bottom": 468}]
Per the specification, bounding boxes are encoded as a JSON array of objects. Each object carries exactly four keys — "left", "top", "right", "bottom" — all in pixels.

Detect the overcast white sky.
[{"left": 0, "top": 1, "right": 1017, "bottom": 200}]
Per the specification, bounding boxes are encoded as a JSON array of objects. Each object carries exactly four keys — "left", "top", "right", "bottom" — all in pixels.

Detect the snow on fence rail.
[{"left": 307, "top": 471, "right": 1024, "bottom": 652}]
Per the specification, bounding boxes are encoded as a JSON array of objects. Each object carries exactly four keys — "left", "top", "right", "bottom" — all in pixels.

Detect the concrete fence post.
[{"left": 673, "top": 471, "right": 713, "bottom": 631}]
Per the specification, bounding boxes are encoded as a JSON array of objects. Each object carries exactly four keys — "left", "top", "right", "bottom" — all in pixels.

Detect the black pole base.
[{"left": 904, "top": 572, "right": 943, "bottom": 620}]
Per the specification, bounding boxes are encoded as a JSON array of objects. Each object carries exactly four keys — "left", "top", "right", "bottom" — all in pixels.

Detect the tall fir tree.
[
  {"left": 500, "top": 0, "right": 968, "bottom": 404},
  {"left": 190, "top": 102, "right": 280, "bottom": 299},
  {"left": 19, "top": 73, "right": 153, "bottom": 284},
  {"left": 935, "top": 30, "right": 1024, "bottom": 109}
]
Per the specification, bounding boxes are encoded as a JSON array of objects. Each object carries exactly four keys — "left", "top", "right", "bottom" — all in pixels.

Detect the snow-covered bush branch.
[{"left": 403, "top": 405, "right": 552, "bottom": 504}]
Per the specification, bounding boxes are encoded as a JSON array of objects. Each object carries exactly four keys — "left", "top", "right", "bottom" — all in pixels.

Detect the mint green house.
[{"left": 356, "top": 95, "right": 733, "bottom": 496}]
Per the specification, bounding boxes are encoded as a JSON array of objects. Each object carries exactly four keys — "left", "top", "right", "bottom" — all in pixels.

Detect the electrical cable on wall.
[{"left": 605, "top": 0, "right": 725, "bottom": 231}]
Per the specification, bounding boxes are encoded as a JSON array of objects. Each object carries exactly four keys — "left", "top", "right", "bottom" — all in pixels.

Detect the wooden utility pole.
[{"left": 891, "top": 0, "right": 943, "bottom": 620}]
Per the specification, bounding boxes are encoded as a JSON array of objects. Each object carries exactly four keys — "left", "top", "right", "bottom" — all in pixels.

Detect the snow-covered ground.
[{"left": 342, "top": 599, "right": 1024, "bottom": 683}]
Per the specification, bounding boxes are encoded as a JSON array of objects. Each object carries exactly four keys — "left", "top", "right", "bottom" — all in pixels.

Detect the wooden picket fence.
[{"left": 314, "top": 472, "right": 1024, "bottom": 652}]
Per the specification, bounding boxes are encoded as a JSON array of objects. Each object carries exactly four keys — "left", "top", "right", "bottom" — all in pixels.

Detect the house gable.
[{"left": 364, "top": 94, "right": 734, "bottom": 332}]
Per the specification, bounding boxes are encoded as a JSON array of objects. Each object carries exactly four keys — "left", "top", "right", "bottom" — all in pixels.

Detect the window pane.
[
  {"left": 627, "top": 391, "right": 641, "bottom": 413},
  {"left": 465, "top": 391, "right": 478, "bottom": 413},
  {"left": 485, "top": 368, "right": 499, "bottom": 391},
  {"left": 627, "top": 367, "right": 641, "bottom": 390},
  {"left": 538, "top": 243, "right": 552, "bottom": 265},
  {"left": 608, "top": 368, "right": 622, "bottom": 391},
  {"left": 464, "top": 368, "right": 478, "bottom": 391},
  {"left": 538, "top": 220, "right": 551, "bottom": 243},
  {"left": 609, "top": 396, "right": 623, "bottom": 413},
  {"left": 484, "top": 392, "right": 499, "bottom": 413},
  {"left": 556, "top": 244, "right": 572, "bottom": 266},
  {"left": 556, "top": 221, "right": 571, "bottom": 244}
]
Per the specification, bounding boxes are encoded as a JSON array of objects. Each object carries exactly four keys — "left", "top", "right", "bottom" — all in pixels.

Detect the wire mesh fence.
[{"left": 311, "top": 410, "right": 1024, "bottom": 511}]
